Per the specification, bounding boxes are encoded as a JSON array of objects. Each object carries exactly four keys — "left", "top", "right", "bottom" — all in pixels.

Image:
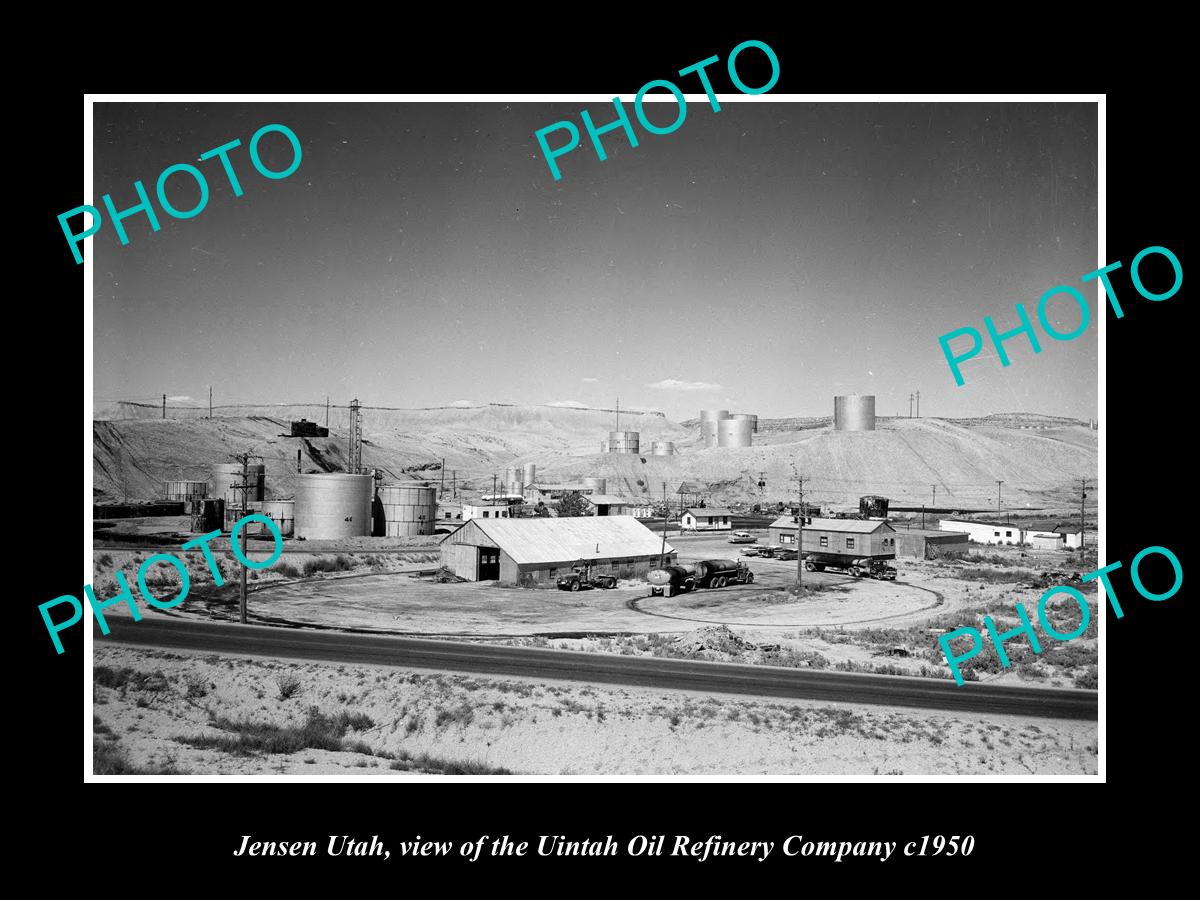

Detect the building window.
[
  {"left": 846, "top": 537, "right": 855, "bottom": 549},
  {"left": 1006, "top": 530, "right": 1012, "bottom": 537},
  {"left": 994, "top": 531, "right": 1000, "bottom": 537},
  {"left": 820, "top": 535, "right": 828, "bottom": 547},
  {"left": 782, "top": 534, "right": 793, "bottom": 544},
  {"left": 483, "top": 511, "right": 489, "bottom": 518}
]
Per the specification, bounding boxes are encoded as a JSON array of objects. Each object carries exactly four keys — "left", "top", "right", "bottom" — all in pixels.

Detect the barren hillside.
[{"left": 92, "top": 403, "right": 1096, "bottom": 513}]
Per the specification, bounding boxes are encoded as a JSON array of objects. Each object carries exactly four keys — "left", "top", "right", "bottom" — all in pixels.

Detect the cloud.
[
  {"left": 450, "top": 399, "right": 476, "bottom": 407},
  {"left": 167, "top": 395, "right": 198, "bottom": 403},
  {"left": 581, "top": 377, "right": 599, "bottom": 383},
  {"left": 645, "top": 379, "right": 723, "bottom": 392},
  {"left": 547, "top": 400, "right": 588, "bottom": 408}
]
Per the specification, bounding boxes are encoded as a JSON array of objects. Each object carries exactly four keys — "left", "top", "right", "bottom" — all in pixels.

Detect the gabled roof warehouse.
[
  {"left": 768, "top": 516, "right": 893, "bottom": 534},
  {"left": 440, "top": 515, "right": 676, "bottom": 586}
]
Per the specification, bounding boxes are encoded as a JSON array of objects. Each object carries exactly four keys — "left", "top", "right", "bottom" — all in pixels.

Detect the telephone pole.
[
  {"left": 230, "top": 451, "right": 262, "bottom": 625},
  {"left": 915, "top": 390, "right": 920, "bottom": 417},
  {"left": 909, "top": 393, "right": 914, "bottom": 418},
  {"left": 440, "top": 458, "right": 446, "bottom": 497},
  {"left": 793, "top": 470, "right": 807, "bottom": 588},
  {"left": 1078, "top": 478, "right": 1090, "bottom": 551},
  {"left": 659, "top": 481, "right": 669, "bottom": 568},
  {"left": 931, "top": 484, "right": 937, "bottom": 509},
  {"left": 162, "top": 394, "right": 167, "bottom": 419},
  {"left": 208, "top": 386, "right": 212, "bottom": 419},
  {"left": 325, "top": 396, "right": 330, "bottom": 429},
  {"left": 995, "top": 480, "right": 1004, "bottom": 517}
]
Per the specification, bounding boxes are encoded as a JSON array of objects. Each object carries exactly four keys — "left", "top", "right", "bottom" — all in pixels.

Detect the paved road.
[{"left": 101, "top": 618, "right": 1096, "bottom": 720}]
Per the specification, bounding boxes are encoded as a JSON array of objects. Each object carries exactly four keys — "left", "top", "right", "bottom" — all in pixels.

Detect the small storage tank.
[
  {"left": 294, "top": 473, "right": 374, "bottom": 540},
  {"left": 259, "top": 500, "right": 296, "bottom": 538},
  {"left": 834, "top": 395, "right": 876, "bottom": 431},
  {"left": 521, "top": 463, "right": 536, "bottom": 485},
  {"left": 583, "top": 477, "right": 607, "bottom": 494},
  {"left": 165, "top": 480, "right": 207, "bottom": 504},
  {"left": 731, "top": 413, "right": 758, "bottom": 433},
  {"left": 650, "top": 441, "right": 676, "bottom": 456},
  {"left": 608, "top": 431, "right": 640, "bottom": 454},
  {"left": 716, "top": 418, "right": 754, "bottom": 447},
  {"left": 376, "top": 484, "right": 437, "bottom": 537},
  {"left": 210, "top": 462, "right": 266, "bottom": 503}
]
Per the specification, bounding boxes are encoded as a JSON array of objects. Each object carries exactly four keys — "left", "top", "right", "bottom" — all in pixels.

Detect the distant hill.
[{"left": 92, "top": 402, "right": 1096, "bottom": 514}]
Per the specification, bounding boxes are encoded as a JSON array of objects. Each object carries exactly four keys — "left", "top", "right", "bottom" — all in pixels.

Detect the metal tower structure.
[{"left": 348, "top": 398, "right": 362, "bottom": 475}]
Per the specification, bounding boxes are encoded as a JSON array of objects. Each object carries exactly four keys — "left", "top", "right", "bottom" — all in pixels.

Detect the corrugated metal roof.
[
  {"left": 768, "top": 515, "right": 895, "bottom": 534},
  {"left": 585, "top": 494, "right": 633, "bottom": 505},
  {"left": 686, "top": 508, "right": 733, "bottom": 517},
  {"left": 468, "top": 515, "right": 673, "bottom": 565}
]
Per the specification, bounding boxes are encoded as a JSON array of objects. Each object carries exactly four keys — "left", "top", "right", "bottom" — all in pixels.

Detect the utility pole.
[
  {"left": 921, "top": 504, "right": 926, "bottom": 529},
  {"left": 452, "top": 470, "right": 457, "bottom": 498},
  {"left": 791, "top": 468, "right": 807, "bottom": 588},
  {"left": 440, "top": 458, "right": 446, "bottom": 497},
  {"left": 995, "top": 480, "right": 1004, "bottom": 518},
  {"left": 325, "top": 396, "right": 330, "bottom": 429},
  {"left": 1078, "top": 478, "right": 1090, "bottom": 551},
  {"left": 230, "top": 451, "right": 262, "bottom": 626},
  {"left": 659, "top": 481, "right": 669, "bottom": 568},
  {"left": 931, "top": 484, "right": 937, "bottom": 509},
  {"left": 492, "top": 473, "right": 498, "bottom": 503},
  {"left": 915, "top": 390, "right": 920, "bottom": 418},
  {"left": 348, "top": 399, "right": 363, "bottom": 475},
  {"left": 908, "top": 393, "right": 914, "bottom": 418},
  {"left": 615, "top": 397, "right": 620, "bottom": 433},
  {"left": 162, "top": 394, "right": 167, "bottom": 419},
  {"left": 208, "top": 386, "right": 212, "bottom": 419},
  {"left": 296, "top": 448, "right": 301, "bottom": 474}
]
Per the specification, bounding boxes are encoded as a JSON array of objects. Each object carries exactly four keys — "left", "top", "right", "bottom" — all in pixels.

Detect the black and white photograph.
[{"left": 84, "top": 96, "right": 1100, "bottom": 778}]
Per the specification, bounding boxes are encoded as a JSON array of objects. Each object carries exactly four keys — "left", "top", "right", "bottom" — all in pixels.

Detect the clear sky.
[{"left": 92, "top": 100, "right": 1098, "bottom": 422}]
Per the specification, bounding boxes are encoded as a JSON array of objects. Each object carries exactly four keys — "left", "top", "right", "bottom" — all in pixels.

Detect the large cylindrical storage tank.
[
  {"left": 834, "top": 395, "right": 876, "bottom": 431},
  {"left": 210, "top": 463, "right": 266, "bottom": 503},
  {"left": 731, "top": 413, "right": 758, "bottom": 433},
  {"left": 165, "top": 480, "right": 207, "bottom": 504},
  {"left": 259, "top": 500, "right": 296, "bottom": 538},
  {"left": 699, "top": 409, "right": 730, "bottom": 447},
  {"left": 608, "top": 431, "right": 640, "bottom": 454},
  {"left": 506, "top": 479, "right": 524, "bottom": 497},
  {"left": 650, "top": 441, "right": 676, "bottom": 456},
  {"left": 294, "top": 473, "right": 373, "bottom": 540},
  {"left": 521, "top": 463, "right": 536, "bottom": 485},
  {"left": 376, "top": 484, "right": 438, "bottom": 537},
  {"left": 583, "top": 477, "right": 607, "bottom": 494},
  {"left": 716, "top": 418, "right": 754, "bottom": 447}
]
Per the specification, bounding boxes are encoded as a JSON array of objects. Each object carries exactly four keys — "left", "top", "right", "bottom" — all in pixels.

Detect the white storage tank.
[
  {"left": 376, "top": 484, "right": 438, "bottom": 537},
  {"left": 834, "top": 395, "right": 876, "bottom": 431},
  {"left": 650, "top": 441, "right": 676, "bottom": 456},
  {"left": 521, "top": 463, "right": 536, "bottom": 485},
  {"left": 699, "top": 409, "right": 730, "bottom": 447},
  {"left": 716, "top": 418, "right": 754, "bottom": 447},
  {"left": 731, "top": 413, "right": 758, "bottom": 433},
  {"left": 259, "top": 500, "right": 295, "bottom": 538},
  {"left": 294, "top": 473, "right": 374, "bottom": 540},
  {"left": 608, "top": 431, "right": 640, "bottom": 454},
  {"left": 211, "top": 462, "right": 265, "bottom": 504},
  {"left": 583, "top": 477, "right": 607, "bottom": 494}
]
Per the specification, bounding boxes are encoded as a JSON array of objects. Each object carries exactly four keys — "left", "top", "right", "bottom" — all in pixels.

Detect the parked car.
[
  {"left": 727, "top": 531, "right": 757, "bottom": 544},
  {"left": 777, "top": 548, "right": 798, "bottom": 561},
  {"left": 740, "top": 547, "right": 761, "bottom": 557}
]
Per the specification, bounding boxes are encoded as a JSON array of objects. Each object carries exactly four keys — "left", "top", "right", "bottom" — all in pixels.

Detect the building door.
[{"left": 478, "top": 548, "right": 500, "bottom": 580}]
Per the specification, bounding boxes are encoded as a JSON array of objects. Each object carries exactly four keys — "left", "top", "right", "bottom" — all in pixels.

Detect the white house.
[
  {"left": 938, "top": 518, "right": 1023, "bottom": 546},
  {"left": 681, "top": 508, "right": 733, "bottom": 531}
]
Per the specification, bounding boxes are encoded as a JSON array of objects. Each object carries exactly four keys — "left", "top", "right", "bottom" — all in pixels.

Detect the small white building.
[
  {"left": 629, "top": 505, "right": 656, "bottom": 519},
  {"left": 463, "top": 503, "right": 515, "bottom": 521},
  {"left": 1055, "top": 525, "right": 1084, "bottom": 549},
  {"left": 1026, "top": 530, "right": 1063, "bottom": 550},
  {"left": 681, "top": 508, "right": 733, "bottom": 531},
  {"left": 938, "top": 518, "right": 1023, "bottom": 546}
]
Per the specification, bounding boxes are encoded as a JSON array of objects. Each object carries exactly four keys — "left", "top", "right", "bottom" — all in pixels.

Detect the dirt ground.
[
  {"left": 89, "top": 530, "right": 1099, "bottom": 689},
  {"left": 92, "top": 644, "right": 1098, "bottom": 776}
]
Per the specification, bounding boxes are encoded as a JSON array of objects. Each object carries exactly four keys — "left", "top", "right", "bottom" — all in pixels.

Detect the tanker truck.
[{"left": 647, "top": 559, "right": 754, "bottom": 597}]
